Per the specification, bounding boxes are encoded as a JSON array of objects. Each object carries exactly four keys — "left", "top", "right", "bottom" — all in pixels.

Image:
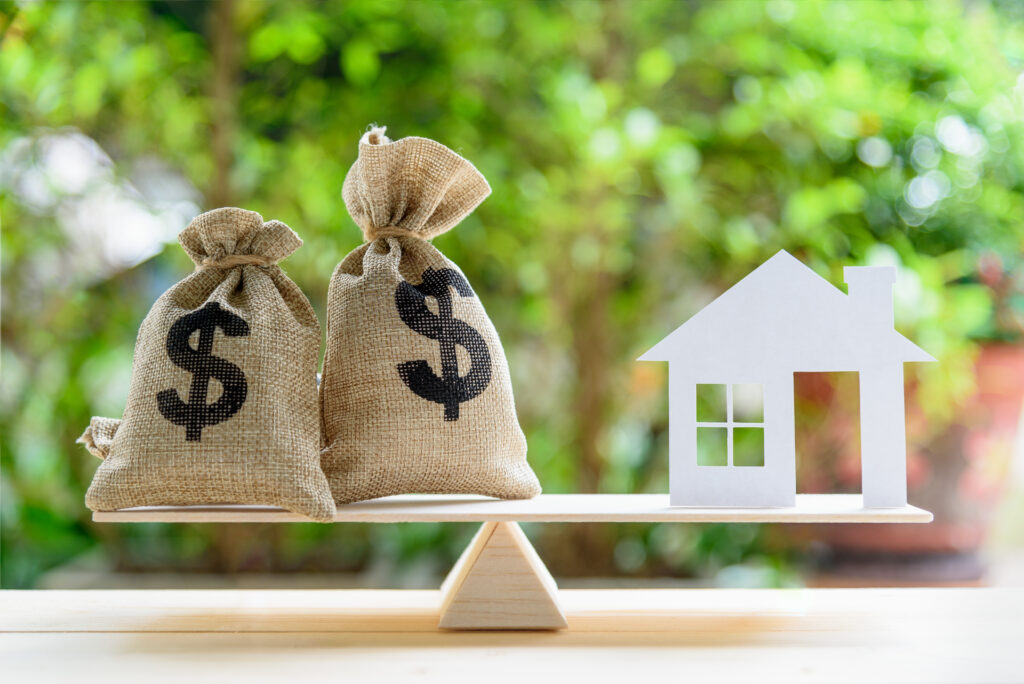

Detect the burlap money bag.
[
  {"left": 320, "top": 127, "right": 541, "bottom": 504},
  {"left": 79, "top": 208, "right": 335, "bottom": 521}
]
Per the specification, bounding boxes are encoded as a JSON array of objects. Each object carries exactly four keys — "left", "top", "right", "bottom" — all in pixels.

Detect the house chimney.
[{"left": 844, "top": 266, "right": 896, "bottom": 329}]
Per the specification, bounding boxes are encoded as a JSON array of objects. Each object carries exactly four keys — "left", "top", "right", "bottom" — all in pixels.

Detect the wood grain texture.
[
  {"left": 4, "top": 588, "right": 1017, "bottom": 633},
  {"left": 1, "top": 589, "right": 1019, "bottom": 684},
  {"left": 91, "top": 493, "right": 933, "bottom": 523},
  {"left": 438, "top": 522, "right": 566, "bottom": 630}
]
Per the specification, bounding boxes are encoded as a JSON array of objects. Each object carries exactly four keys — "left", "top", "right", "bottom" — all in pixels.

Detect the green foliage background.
[{"left": 2, "top": 0, "right": 1023, "bottom": 588}]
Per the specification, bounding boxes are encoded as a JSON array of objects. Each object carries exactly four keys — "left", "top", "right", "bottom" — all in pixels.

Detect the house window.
[{"left": 696, "top": 383, "right": 764, "bottom": 467}]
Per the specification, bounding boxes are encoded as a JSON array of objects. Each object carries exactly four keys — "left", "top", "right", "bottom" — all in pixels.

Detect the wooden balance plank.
[{"left": 91, "top": 493, "right": 932, "bottom": 523}]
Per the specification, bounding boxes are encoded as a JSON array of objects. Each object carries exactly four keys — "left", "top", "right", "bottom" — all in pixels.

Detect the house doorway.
[{"left": 794, "top": 371, "right": 862, "bottom": 494}]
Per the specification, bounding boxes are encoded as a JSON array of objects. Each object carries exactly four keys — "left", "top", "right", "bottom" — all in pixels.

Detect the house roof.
[{"left": 639, "top": 250, "right": 935, "bottom": 375}]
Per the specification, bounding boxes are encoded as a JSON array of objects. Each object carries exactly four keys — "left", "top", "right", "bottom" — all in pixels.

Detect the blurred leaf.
[{"left": 341, "top": 39, "right": 380, "bottom": 87}]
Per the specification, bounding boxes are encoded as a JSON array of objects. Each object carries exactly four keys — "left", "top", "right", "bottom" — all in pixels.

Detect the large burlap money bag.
[
  {"left": 321, "top": 127, "right": 541, "bottom": 503},
  {"left": 79, "top": 208, "right": 335, "bottom": 521}
]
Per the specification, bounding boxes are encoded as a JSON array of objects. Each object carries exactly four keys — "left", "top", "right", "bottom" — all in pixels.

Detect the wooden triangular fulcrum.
[{"left": 438, "top": 521, "right": 567, "bottom": 630}]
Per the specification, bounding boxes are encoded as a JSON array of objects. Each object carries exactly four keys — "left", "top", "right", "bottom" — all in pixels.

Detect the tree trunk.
[
  {"left": 208, "top": 0, "right": 237, "bottom": 208},
  {"left": 573, "top": 269, "right": 613, "bottom": 494},
  {"left": 206, "top": 0, "right": 249, "bottom": 573}
]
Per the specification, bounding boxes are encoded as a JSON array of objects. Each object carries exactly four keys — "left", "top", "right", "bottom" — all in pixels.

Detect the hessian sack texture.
[
  {"left": 79, "top": 208, "right": 335, "bottom": 521},
  {"left": 320, "top": 126, "right": 542, "bottom": 504}
]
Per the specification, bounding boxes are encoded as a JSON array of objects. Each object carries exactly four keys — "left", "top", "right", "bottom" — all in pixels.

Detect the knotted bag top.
[
  {"left": 179, "top": 207, "right": 302, "bottom": 269},
  {"left": 342, "top": 126, "right": 492, "bottom": 242}
]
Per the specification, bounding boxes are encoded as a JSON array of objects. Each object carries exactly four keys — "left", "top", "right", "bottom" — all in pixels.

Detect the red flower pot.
[{"left": 793, "top": 344, "right": 1024, "bottom": 581}]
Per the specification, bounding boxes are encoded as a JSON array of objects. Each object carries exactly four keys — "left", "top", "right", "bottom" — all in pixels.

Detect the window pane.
[
  {"left": 697, "top": 427, "right": 727, "bottom": 466},
  {"left": 733, "top": 383, "right": 763, "bottom": 422},
  {"left": 696, "top": 384, "right": 727, "bottom": 422},
  {"left": 734, "top": 427, "right": 764, "bottom": 467}
]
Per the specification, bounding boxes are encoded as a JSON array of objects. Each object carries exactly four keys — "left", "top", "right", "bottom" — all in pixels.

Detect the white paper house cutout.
[{"left": 640, "top": 250, "right": 935, "bottom": 508}]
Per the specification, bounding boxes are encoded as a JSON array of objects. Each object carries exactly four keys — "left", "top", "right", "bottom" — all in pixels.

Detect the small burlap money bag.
[
  {"left": 320, "top": 127, "right": 541, "bottom": 504},
  {"left": 79, "top": 208, "right": 335, "bottom": 521}
]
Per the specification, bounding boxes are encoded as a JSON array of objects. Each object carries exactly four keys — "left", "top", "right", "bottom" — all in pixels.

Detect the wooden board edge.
[{"left": 93, "top": 504, "right": 934, "bottom": 524}]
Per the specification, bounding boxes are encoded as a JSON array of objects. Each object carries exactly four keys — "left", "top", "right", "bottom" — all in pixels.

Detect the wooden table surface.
[{"left": 1, "top": 588, "right": 1019, "bottom": 683}]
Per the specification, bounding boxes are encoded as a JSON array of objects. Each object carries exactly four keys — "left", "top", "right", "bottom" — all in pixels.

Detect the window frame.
[{"left": 695, "top": 383, "right": 765, "bottom": 467}]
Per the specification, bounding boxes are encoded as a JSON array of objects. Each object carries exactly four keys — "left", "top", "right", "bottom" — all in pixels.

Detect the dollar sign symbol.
[
  {"left": 395, "top": 267, "right": 492, "bottom": 421},
  {"left": 156, "top": 302, "right": 250, "bottom": 441}
]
